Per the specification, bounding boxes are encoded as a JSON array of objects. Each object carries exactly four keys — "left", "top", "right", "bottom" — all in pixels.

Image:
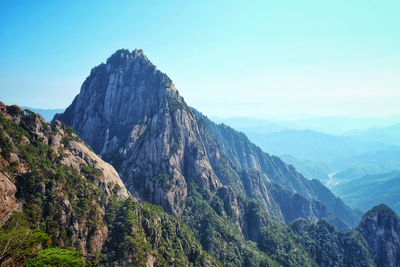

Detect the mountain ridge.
[
  {"left": 54, "top": 48, "right": 360, "bottom": 228},
  {"left": 1, "top": 48, "right": 400, "bottom": 266}
]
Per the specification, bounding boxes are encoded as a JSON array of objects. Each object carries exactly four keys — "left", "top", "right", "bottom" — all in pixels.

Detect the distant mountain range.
[
  {"left": 332, "top": 170, "right": 400, "bottom": 214},
  {"left": 216, "top": 116, "right": 400, "bottom": 136},
  {"left": 21, "top": 106, "right": 64, "bottom": 122},
  {"left": 347, "top": 123, "right": 400, "bottom": 146},
  {"left": 223, "top": 125, "right": 400, "bottom": 216}
]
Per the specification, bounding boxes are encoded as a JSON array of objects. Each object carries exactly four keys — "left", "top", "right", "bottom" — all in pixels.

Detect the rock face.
[
  {"left": 0, "top": 171, "right": 19, "bottom": 225},
  {"left": 0, "top": 105, "right": 128, "bottom": 254},
  {"left": 193, "top": 108, "right": 362, "bottom": 228},
  {"left": 55, "top": 49, "right": 220, "bottom": 215},
  {"left": 358, "top": 204, "right": 400, "bottom": 267},
  {"left": 0, "top": 106, "right": 219, "bottom": 266},
  {"left": 55, "top": 49, "right": 359, "bottom": 229}
]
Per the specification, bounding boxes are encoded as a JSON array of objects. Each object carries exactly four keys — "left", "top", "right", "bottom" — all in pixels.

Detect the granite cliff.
[
  {"left": 358, "top": 204, "right": 400, "bottom": 267},
  {"left": 0, "top": 105, "right": 218, "bottom": 266},
  {"left": 55, "top": 49, "right": 359, "bottom": 229},
  {"left": 55, "top": 49, "right": 220, "bottom": 217},
  {"left": 1, "top": 48, "right": 398, "bottom": 266}
]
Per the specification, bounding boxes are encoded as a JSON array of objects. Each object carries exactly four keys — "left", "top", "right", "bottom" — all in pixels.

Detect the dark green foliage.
[
  {"left": 1, "top": 109, "right": 388, "bottom": 267},
  {"left": 213, "top": 153, "right": 242, "bottom": 190},
  {"left": 183, "top": 184, "right": 280, "bottom": 267},
  {"left": 238, "top": 198, "right": 316, "bottom": 267},
  {"left": 26, "top": 248, "right": 84, "bottom": 267},
  {"left": 0, "top": 111, "right": 217, "bottom": 266},
  {"left": 61, "top": 137, "right": 71, "bottom": 149},
  {"left": 291, "top": 219, "right": 374, "bottom": 266},
  {"left": 104, "top": 198, "right": 152, "bottom": 266},
  {"left": 151, "top": 170, "right": 174, "bottom": 191},
  {"left": 81, "top": 163, "right": 103, "bottom": 178},
  {"left": 104, "top": 198, "right": 220, "bottom": 266},
  {"left": 6, "top": 105, "right": 24, "bottom": 117},
  {"left": 0, "top": 127, "right": 12, "bottom": 159},
  {"left": 0, "top": 213, "right": 50, "bottom": 266}
]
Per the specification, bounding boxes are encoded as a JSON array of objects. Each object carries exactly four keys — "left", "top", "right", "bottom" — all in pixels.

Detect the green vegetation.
[
  {"left": 183, "top": 184, "right": 298, "bottom": 267},
  {"left": 26, "top": 248, "right": 84, "bottom": 267},
  {"left": 1, "top": 108, "right": 387, "bottom": 266},
  {"left": 0, "top": 126, "right": 12, "bottom": 159},
  {"left": 168, "top": 98, "right": 187, "bottom": 113},
  {"left": 0, "top": 214, "right": 50, "bottom": 265},
  {"left": 104, "top": 198, "right": 219, "bottom": 266},
  {"left": 80, "top": 163, "right": 103, "bottom": 178},
  {"left": 151, "top": 170, "right": 174, "bottom": 191},
  {"left": 0, "top": 110, "right": 218, "bottom": 266},
  {"left": 291, "top": 219, "right": 374, "bottom": 266}
]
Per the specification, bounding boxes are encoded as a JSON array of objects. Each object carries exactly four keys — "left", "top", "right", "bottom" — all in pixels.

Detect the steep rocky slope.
[
  {"left": 0, "top": 105, "right": 218, "bottom": 266},
  {"left": 55, "top": 49, "right": 220, "bottom": 217},
  {"left": 55, "top": 48, "right": 359, "bottom": 229},
  {"left": 52, "top": 48, "right": 383, "bottom": 266},
  {"left": 193, "top": 109, "right": 362, "bottom": 227},
  {"left": 2, "top": 48, "right": 399, "bottom": 266},
  {"left": 357, "top": 204, "right": 400, "bottom": 267}
]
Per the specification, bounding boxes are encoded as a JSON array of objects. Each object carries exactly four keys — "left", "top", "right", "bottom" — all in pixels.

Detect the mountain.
[
  {"left": 2, "top": 48, "right": 400, "bottom": 266},
  {"left": 357, "top": 204, "right": 400, "bottom": 267},
  {"left": 192, "top": 110, "right": 362, "bottom": 227},
  {"left": 1, "top": 104, "right": 314, "bottom": 266},
  {"left": 21, "top": 107, "right": 64, "bottom": 122},
  {"left": 0, "top": 105, "right": 219, "bottom": 266},
  {"left": 246, "top": 129, "right": 400, "bottom": 165},
  {"left": 239, "top": 128, "right": 400, "bottom": 184},
  {"left": 279, "top": 154, "right": 331, "bottom": 182},
  {"left": 291, "top": 219, "right": 374, "bottom": 266},
  {"left": 0, "top": 104, "right": 385, "bottom": 267},
  {"left": 348, "top": 123, "right": 400, "bottom": 146},
  {"left": 240, "top": 128, "right": 400, "bottom": 212},
  {"left": 54, "top": 49, "right": 360, "bottom": 226},
  {"left": 332, "top": 171, "right": 400, "bottom": 214},
  {"left": 51, "top": 48, "right": 377, "bottom": 265},
  {"left": 217, "top": 116, "right": 399, "bottom": 135},
  {"left": 292, "top": 204, "right": 400, "bottom": 267},
  {"left": 332, "top": 150, "right": 400, "bottom": 181}
]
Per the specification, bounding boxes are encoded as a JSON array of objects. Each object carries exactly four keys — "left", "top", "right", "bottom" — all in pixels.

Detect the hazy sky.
[{"left": 1, "top": 0, "right": 399, "bottom": 119}]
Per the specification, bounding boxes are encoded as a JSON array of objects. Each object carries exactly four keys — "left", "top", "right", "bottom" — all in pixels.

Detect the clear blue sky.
[{"left": 1, "top": 0, "right": 399, "bottom": 118}]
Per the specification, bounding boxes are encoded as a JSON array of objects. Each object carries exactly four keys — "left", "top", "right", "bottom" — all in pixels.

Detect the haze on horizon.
[{"left": 1, "top": 0, "right": 399, "bottom": 120}]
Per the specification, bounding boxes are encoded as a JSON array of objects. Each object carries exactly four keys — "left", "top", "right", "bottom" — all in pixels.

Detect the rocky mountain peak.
[
  {"left": 55, "top": 49, "right": 219, "bottom": 215},
  {"left": 55, "top": 48, "right": 362, "bottom": 226},
  {"left": 358, "top": 204, "right": 400, "bottom": 267},
  {"left": 105, "top": 48, "right": 149, "bottom": 69},
  {"left": 360, "top": 204, "right": 399, "bottom": 230}
]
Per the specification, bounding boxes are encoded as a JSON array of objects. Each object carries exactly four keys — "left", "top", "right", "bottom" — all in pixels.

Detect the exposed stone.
[
  {"left": 358, "top": 204, "right": 400, "bottom": 267},
  {"left": 55, "top": 49, "right": 220, "bottom": 216},
  {"left": 0, "top": 172, "right": 18, "bottom": 225}
]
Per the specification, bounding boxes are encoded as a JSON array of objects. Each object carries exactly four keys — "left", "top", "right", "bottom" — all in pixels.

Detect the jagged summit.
[
  {"left": 358, "top": 204, "right": 400, "bottom": 267},
  {"left": 360, "top": 204, "right": 398, "bottom": 223},
  {"left": 54, "top": 48, "right": 219, "bottom": 215},
  {"left": 18, "top": 48, "right": 396, "bottom": 266},
  {"left": 106, "top": 48, "right": 149, "bottom": 68},
  {"left": 55, "top": 48, "right": 360, "bottom": 228}
]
